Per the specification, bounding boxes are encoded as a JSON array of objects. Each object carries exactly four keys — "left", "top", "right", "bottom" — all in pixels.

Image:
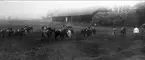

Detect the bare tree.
[
  {"left": 92, "top": 7, "right": 114, "bottom": 25},
  {"left": 117, "top": 5, "right": 131, "bottom": 26}
]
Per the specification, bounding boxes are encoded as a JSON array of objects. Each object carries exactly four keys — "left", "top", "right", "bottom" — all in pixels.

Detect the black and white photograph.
[{"left": 0, "top": 0, "right": 145, "bottom": 60}]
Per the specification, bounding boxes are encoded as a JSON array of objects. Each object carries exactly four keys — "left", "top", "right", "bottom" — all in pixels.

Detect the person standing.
[
  {"left": 133, "top": 26, "right": 140, "bottom": 40},
  {"left": 120, "top": 26, "right": 126, "bottom": 37},
  {"left": 140, "top": 24, "right": 145, "bottom": 40},
  {"left": 112, "top": 27, "right": 117, "bottom": 36},
  {"left": 140, "top": 27, "right": 144, "bottom": 40},
  {"left": 85, "top": 27, "right": 91, "bottom": 40}
]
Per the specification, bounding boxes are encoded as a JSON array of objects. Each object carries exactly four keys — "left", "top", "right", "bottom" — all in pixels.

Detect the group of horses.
[
  {"left": 0, "top": 24, "right": 98, "bottom": 41},
  {"left": 80, "top": 26, "right": 97, "bottom": 40},
  {"left": 1, "top": 23, "right": 143, "bottom": 41},
  {"left": 0, "top": 24, "right": 77, "bottom": 42},
  {"left": 41, "top": 25, "right": 98, "bottom": 41},
  {"left": 41, "top": 25, "right": 75, "bottom": 41},
  {"left": 0, "top": 25, "right": 33, "bottom": 38}
]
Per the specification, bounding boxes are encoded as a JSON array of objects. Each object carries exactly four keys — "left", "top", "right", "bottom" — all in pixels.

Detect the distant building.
[
  {"left": 52, "top": 12, "right": 94, "bottom": 23},
  {"left": 52, "top": 16, "right": 71, "bottom": 22},
  {"left": 51, "top": 7, "right": 113, "bottom": 23}
]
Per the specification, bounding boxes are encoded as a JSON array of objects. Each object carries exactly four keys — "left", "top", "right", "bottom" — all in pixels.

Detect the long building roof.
[
  {"left": 52, "top": 6, "right": 102, "bottom": 17},
  {"left": 52, "top": 6, "right": 115, "bottom": 17}
]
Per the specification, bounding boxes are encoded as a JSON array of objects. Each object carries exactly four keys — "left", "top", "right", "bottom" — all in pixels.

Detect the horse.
[
  {"left": 66, "top": 28, "right": 74, "bottom": 40},
  {"left": 54, "top": 29, "right": 63, "bottom": 41},
  {"left": 120, "top": 26, "right": 126, "bottom": 37},
  {"left": 81, "top": 27, "right": 92, "bottom": 40},
  {"left": 54, "top": 28, "right": 74, "bottom": 41},
  {"left": 81, "top": 28, "right": 87, "bottom": 37},
  {"left": 46, "top": 27, "right": 55, "bottom": 39},
  {"left": 13, "top": 28, "right": 26, "bottom": 37},
  {"left": 91, "top": 27, "right": 96, "bottom": 36},
  {"left": 41, "top": 26, "right": 55, "bottom": 42},
  {"left": 54, "top": 28, "right": 68, "bottom": 40},
  {"left": 133, "top": 26, "right": 140, "bottom": 40},
  {"left": 140, "top": 24, "right": 145, "bottom": 40},
  {"left": 0, "top": 29, "right": 6, "bottom": 38},
  {"left": 24, "top": 25, "right": 33, "bottom": 34},
  {"left": 112, "top": 27, "right": 117, "bottom": 36},
  {"left": 6, "top": 28, "right": 14, "bottom": 37},
  {"left": 140, "top": 27, "right": 145, "bottom": 40},
  {"left": 64, "top": 26, "right": 74, "bottom": 39},
  {"left": 41, "top": 26, "right": 49, "bottom": 38}
]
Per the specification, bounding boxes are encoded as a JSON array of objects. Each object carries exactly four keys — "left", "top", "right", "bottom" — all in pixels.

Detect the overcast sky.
[{"left": 0, "top": 1, "right": 142, "bottom": 19}]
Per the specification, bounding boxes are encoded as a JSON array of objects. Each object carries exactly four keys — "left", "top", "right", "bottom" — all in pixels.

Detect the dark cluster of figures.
[
  {"left": 41, "top": 25, "right": 75, "bottom": 41},
  {"left": 0, "top": 24, "right": 76, "bottom": 42},
  {"left": 0, "top": 24, "right": 94, "bottom": 41},
  {"left": 41, "top": 24, "right": 97, "bottom": 41},
  {"left": 80, "top": 26, "right": 97, "bottom": 40},
  {"left": 0, "top": 24, "right": 128, "bottom": 41},
  {"left": 1, "top": 23, "right": 145, "bottom": 42},
  {"left": 0, "top": 25, "right": 33, "bottom": 39}
]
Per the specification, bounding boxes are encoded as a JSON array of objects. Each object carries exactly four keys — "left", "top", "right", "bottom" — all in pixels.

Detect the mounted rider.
[
  {"left": 133, "top": 25, "right": 140, "bottom": 40},
  {"left": 41, "top": 26, "right": 48, "bottom": 37},
  {"left": 67, "top": 26, "right": 74, "bottom": 39},
  {"left": 0, "top": 28, "right": 6, "bottom": 38},
  {"left": 112, "top": 26, "right": 117, "bottom": 35},
  {"left": 133, "top": 26, "right": 139, "bottom": 34},
  {"left": 140, "top": 24, "right": 145, "bottom": 40},
  {"left": 7, "top": 28, "right": 14, "bottom": 37},
  {"left": 90, "top": 25, "right": 96, "bottom": 36},
  {"left": 87, "top": 26, "right": 92, "bottom": 36},
  {"left": 120, "top": 25, "right": 126, "bottom": 37},
  {"left": 23, "top": 25, "right": 33, "bottom": 34}
]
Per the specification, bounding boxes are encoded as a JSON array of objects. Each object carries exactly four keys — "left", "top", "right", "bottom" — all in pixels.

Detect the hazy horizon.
[{"left": 0, "top": 1, "right": 142, "bottom": 20}]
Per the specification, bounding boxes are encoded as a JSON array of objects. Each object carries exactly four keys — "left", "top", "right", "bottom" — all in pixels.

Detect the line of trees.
[{"left": 92, "top": 2, "right": 145, "bottom": 26}]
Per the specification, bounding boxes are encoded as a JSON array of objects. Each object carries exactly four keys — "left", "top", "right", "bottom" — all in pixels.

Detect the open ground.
[{"left": 0, "top": 20, "right": 145, "bottom": 60}]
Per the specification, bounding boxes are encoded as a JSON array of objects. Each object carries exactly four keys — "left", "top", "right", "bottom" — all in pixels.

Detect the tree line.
[{"left": 92, "top": 2, "right": 145, "bottom": 26}]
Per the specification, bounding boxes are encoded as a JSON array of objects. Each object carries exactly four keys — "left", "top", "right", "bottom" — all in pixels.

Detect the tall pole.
[
  {"left": 71, "top": 16, "right": 72, "bottom": 25},
  {"left": 71, "top": 16, "right": 72, "bottom": 24},
  {"left": 66, "top": 17, "right": 68, "bottom": 24},
  {"left": 69, "top": 16, "right": 71, "bottom": 25},
  {"left": 69, "top": 16, "right": 70, "bottom": 24}
]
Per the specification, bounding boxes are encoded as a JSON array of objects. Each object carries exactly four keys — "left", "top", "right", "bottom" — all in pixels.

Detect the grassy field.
[{"left": 0, "top": 20, "right": 145, "bottom": 60}]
